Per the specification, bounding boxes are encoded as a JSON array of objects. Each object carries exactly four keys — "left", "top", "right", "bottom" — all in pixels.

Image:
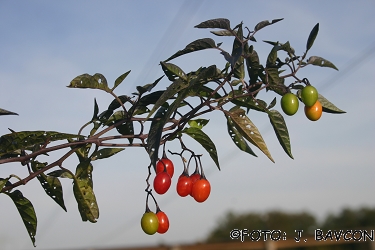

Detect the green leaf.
[
  {"left": 210, "top": 30, "right": 234, "bottom": 36},
  {"left": 91, "top": 98, "right": 99, "bottom": 122},
  {"left": 160, "top": 61, "right": 188, "bottom": 81},
  {"left": 188, "top": 119, "right": 209, "bottom": 129},
  {"left": 318, "top": 94, "right": 346, "bottom": 114},
  {"left": 68, "top": 73, "right": 110, "bottom": 92},
  {"left": 0, "top": 177, "right": 11, "bottom": 192},
  {"left": 91, "top": 148, "right": 125, "bottom": 161},
  {"left": 267, "top": 97, "right": 277, "bottom": 109},
  {"left": 108, "top": 95, "right": 130, "bottom": 111},
  {"left": 306, "top": 23, "right": 319, "bottom": 52},
  {"left": 266, "top": 68, "right": 286, "bottom": 95},
  {"left": 31, "top": 161, "right": 67, "bottom": 211},
  {"left": 165, "top": 38, "right": 216, "bottom": 62},
  {"left": 0, "top": 108, "right": 18, "bottom": 116},
  {"left": 6, "top": 190, "right": 37, "bottom": 246},
  {"left": 112, "top": 70, "right": 131, "bottom": 91},
  {"left": 194, "top": 18, "right": 230, "bottom": 30},
  {"left": 182, "top": 127, "right": 220, "bottom": 170},
  {"left": 147, "top": 88, "right": 191, "bottom": 168},
  {"left": 47, "top": 169, "right": 74, "bottom": 179},
  {"left": 147, "top": 106, "right": 168, "bottom": 169},
  {"left": 254, "top": 18, "right": 283, "bottom": 32},
  {"left": 73, "top": 160, "right": 99, "bottom": 223},
  {"left": 267, "top": 110, "right": 293, "bottom": 159},
  {"left": 146, "top": 78, "right": 188, "bottom": 119},
  {"left": 136, "top": 76, "right": 163, "bottom": 95},
  {"left": 307, "top": 56, "right": 338, "bottom": 70},
  {"left": 0, "top": 131, "right": 84, "bottom": 157},
  {"left": 226, "top": 107, "right": 274, "bottom": 162},
  {"left": 226, "top": 115, "right": 257, "bottom": 157},
  {"left": 232, "top": 23, "right": 244, "bottom": 79},
  {"left": 138, "top": 90, "right": 165, "bottom": 107}
]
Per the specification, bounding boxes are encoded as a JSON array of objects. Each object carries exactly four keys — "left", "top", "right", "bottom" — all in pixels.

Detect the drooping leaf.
[
  {"left": 116, "top": 121, "right": 134, "bottom": 144},
  {"left": 31, "top": 161, "right": 67, "bottom": 211},
  {"left": 306, "top": 23, "right": 319, "bottom": 52},
  {"left": 267, "top": 97, "right": 277, "bottom": 109},
  {"left": 307, "top": 56, "right": 338, "bottom": 70},
  {"left": 147, "top": 106, "right": 168, "bottom": 169},
  {"left": 0, "top": 108, "right": 18, "bottom": 116},
  {"left": 182, "top": 127, "right": 220, "bottom": 170},
  {"left": 0, "top": 177, "right": 11, "bottom": 192},
  {"left": 47, "top": 169, "right": 74, "bottom": 179},
  {"left": 0, "top": 131, "right": 84, "bottom": 157},
  {"left": 160, "top": 61, "right": 187, "bottom": 82},
  {"left": 232, "top": 23, "right": 244, "bottom": 79},
  {"left": 91, "top": 148, "right": 124, "bottom": 161},
  {"left": 68, "top": 73, "right": 110, "bottom": 92},
  {"left": 136, "top": 76, "right": 164, "bottom": 95},
  {"left": 266, "top": 68, "right": 286, "bottom": 95},
  {"left": 147, "top": 78, "right": 188, "bottom": 119},
  {"left": 165, "top": 38, "right": 216, "bottom": 62},
  {"left": 195, "top": 18, "right": 231, "bottom": 30},
  {"left": 254, "top": 18, "right": 283, "bottom": 32},
  {"left": 267, "top": 110, "right": 293, "bottom": 159},
  {"left": 112, "top": 70, "right": 131, "bottom": 91},
  {"left": 6, "top": 190, "right": 37, "bottom": 246},
  {"left": 226, "top": 115, "right": 257, "bottom": 157},
  {"left": 226, "top": 107, "right": 274, "bottom": 162},
  {"left": 147, "top": 89, "right": 191, "bottom": 168},
  {"left": 188, "top": 119, "right": 209, "bottom": 129},
  {"left": 138, "top": 90, "right": 165, "bottom": 107},
  {"left": 210, "top": 30, "right": 234, "bottom": 36},
  {"left": 318, "top": 94, "right": 346, "bottom": 114},
  {"left": 73, "top": 160, "right": 99, "bottom": 223},
  {"left": 91, "top": 98, "right": 99, "bottom": 122},
  {"left": 108, "top": 95, "right": 130, "bottom": 111}
]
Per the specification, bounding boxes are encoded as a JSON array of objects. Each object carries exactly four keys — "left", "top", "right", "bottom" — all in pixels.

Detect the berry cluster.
[
  {"left": 281, "top": 84, "right": 322, "bottom": 121},
  {"left": 141, "top": 151, "right": 211, "bottom": 235}
]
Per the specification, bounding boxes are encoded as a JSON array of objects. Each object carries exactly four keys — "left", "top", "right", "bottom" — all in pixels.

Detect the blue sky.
[{"left": 0, "top": 1, "right": 374, "bottom": 249}]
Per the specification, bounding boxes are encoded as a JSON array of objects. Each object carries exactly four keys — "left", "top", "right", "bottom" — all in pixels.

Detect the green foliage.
[{"left": 0, "top": 17, "right": 346, "bottom": 246}]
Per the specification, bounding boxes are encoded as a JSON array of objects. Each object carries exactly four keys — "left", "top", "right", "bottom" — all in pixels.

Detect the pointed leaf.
[
  {"left": 160, "top": 61, "right": 187, "bottom": 81},
  {"left": 6, "top": 190, "right": 37, "bottom": 246},
  {"left": 188, "top": 119, "right": 209, "bottom": 129},
  {"left": 210, "top": 30, "right": 234, "bottom": 37},
  {"left": 68, "top": 73, "right": 110, "bottom": 92},
  {"left": 31, "top": 161, "right": 67, "bottom": 211},
  {"left": 147, "top": 89, "right": 191, "bottom": 168},
  {"left": 306, "top": 23, "right": 319, "bottom": 52},
  {"left": 73, "top": 161, "right": 99, "bottom": 223},
  {"left": 318, "top": 94, "right": 346, "bottom": 114},
  {"left": 183, "top": 127, "right": 220, "bottom": 170},
  {"left": 226, "top": 115, "right": 257, "bottom": 157},
  {"left": 0, "top": 131, "right": 84, "bottom": 157},
  {"left": 307, "top": 56, "right": 338, "bottom": 70},
  {"left": 195, "top": 18, "right": 230, "bottom": 30},
  {"left": 91, "top": 98, "right": 99, "bottom": 122},
  {"left": 112, "top": 70, "right": 131, "bottom": 91},
  {"left": 267, "top": 110, "right": 293, "bottom": 159},
  {"left": 48, "top": 169, "right": 74, "bottom": 179},
  {"left": 146, "top": 78, "right": 188, "bottom": 118},
  {"left": 108, "top": 95, "right": 130, "bottom": 111},
  {"left": 165, "top": 38, "right": 216, "bottom": 62},
  {"left": 227, "top": 107, "right": 274, "bottom": 162},
  {"left": 91, "top": 148, "right": 125, "bottom": 161},
  {"left": 136, "top": 76, "right": 164, "bottom": 95},
  {"left": 232, "top": 24, "right": 244, "bottom": 79},
  {"left": 147, "top": 106, "right": 168, "bottom": 169},
  {"left": 254, "top": 18, "right": 283, "bottom": 32},
  {"left": 0, "top": 177, "right": 11, "bottom": 192},
  {"left": 0, "top": 108, "right": 18, "bottom": 116}
]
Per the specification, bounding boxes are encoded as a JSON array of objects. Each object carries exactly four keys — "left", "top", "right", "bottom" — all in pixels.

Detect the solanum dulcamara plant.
[{"left": 0, "top": 18, "right": 345, "bottom": 246}]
